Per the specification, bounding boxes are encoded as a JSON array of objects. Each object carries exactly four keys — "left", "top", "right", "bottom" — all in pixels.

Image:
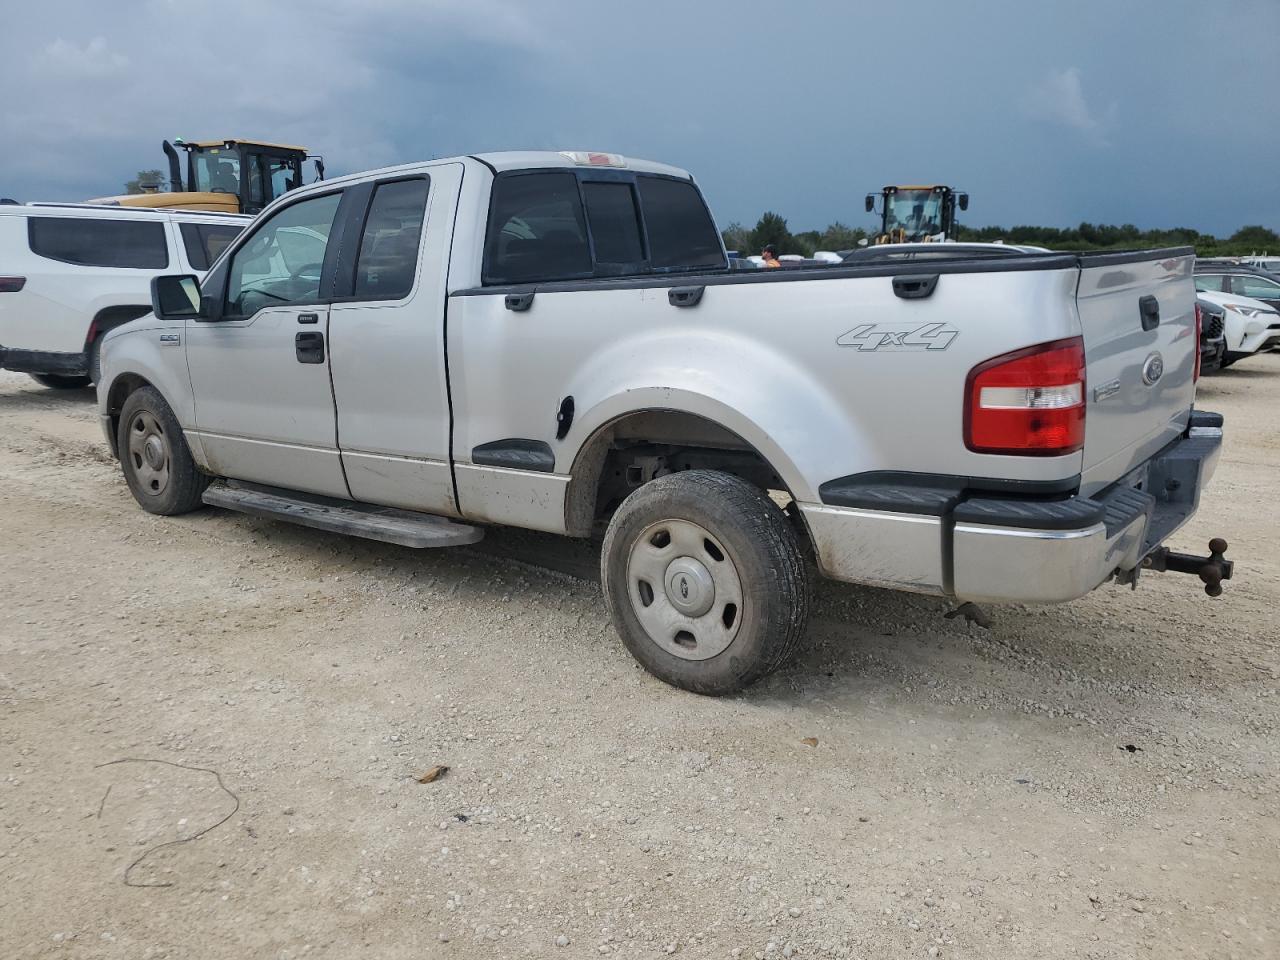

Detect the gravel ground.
[{"left": 1, "top": 362, "right": 1277, "bottom": 959}]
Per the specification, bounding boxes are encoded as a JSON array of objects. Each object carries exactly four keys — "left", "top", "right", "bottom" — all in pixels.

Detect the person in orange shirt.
[{"left": 761, "top": 244, "right": 781, "bottom": 268}]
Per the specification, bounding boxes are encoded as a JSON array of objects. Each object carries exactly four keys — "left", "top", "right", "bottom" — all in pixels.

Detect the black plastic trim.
[
  {"left": 1189, "top": 410, "right": 1224, "bottom": 429},
  {"left": 1075, "top": 246, "right": 1195, "bottom": 267},
  {"left": 952, "top": 496, "right": 1105, "bottom": 531},
  {"left": 471, "top": 439, "right": 555, "bottom": 472},
  {"left": 0, "top": 347, "right": 87, "bottom": 375},
  {"left": 818, "top": 470, "right": 1080, "bottom": 515}
]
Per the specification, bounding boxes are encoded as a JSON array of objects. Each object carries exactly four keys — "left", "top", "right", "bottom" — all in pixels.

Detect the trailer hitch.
[{"left": 1141, "top": 538, "right": 1233, "bottom": 596}]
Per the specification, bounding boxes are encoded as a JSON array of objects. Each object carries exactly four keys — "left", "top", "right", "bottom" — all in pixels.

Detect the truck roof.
[
  {"left": 0, "top": 202, "right": 252, "bottom": 224},
  {"left": 472, "top": 151, "right": 693, "bottom": 179}
]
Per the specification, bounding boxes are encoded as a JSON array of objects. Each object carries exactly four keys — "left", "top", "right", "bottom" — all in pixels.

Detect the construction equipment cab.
[
  {"left": 92, "top": 139, "right": 324, "bottom": 216},
  {"left": 866, "top": 185, "right": 968, "bottom": 244}
]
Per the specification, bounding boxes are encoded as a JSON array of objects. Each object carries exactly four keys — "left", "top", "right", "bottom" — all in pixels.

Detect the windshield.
[
  {"left": 884, "top": 189, "right": 945, "bottom": 240},
  {"left": 190, "top": 148, "right": 241, "bottom": 195}
]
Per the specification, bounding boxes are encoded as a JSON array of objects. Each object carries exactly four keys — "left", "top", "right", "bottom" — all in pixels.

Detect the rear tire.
[
  {"left": 601, "top": 470, "right": 810, "bottom": 695},
  {"left": 117, "top": 386, "right": 209, "bottom": 515},
  {"left": 29, "top": 373, "right": 91, "bottom": 389}
]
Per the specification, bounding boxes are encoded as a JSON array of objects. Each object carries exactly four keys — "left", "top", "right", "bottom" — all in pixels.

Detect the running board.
[{"left": 202, "top": 482, "right": 484, "bottom": 549}]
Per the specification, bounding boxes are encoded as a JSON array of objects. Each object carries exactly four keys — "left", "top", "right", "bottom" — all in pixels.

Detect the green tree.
[
  {"left": 748, "top": 212, "right": 796, "bottom": 256},
  {"left": 720, "top": 221, "right": 752, "bottom": 254},
  {"left": 1228, "top": 225, "right": 1280, "bottom": 250},
  {"left": 124, "top": 169, "right": 166, "bottom": 195},
  {"left": 819, "top": 221, "right": 866, "bottom": 251}
]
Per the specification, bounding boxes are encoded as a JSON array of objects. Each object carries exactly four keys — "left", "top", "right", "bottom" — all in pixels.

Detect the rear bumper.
[
  {"left": 0, "top": 345, "right": 88, "bottom": 376},
  {"left": 802, "top": 411, "right": 1223, "bottom": 603}
]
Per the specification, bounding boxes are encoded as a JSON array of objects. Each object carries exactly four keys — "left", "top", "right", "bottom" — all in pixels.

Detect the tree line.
[{"left": 722, "top": 213, "right": 1280, "bottom": 258}]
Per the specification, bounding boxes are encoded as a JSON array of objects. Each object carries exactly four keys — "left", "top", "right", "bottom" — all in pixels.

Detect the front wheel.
[
  {"left": 117, "top": 386, "right": 209, "bottom": 515},
  {"left": 601, "top": 470, "right": 810, "bottom": 695}
]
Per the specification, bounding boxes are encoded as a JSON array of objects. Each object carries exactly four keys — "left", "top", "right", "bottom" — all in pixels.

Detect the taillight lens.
[
  {"left": 1193, "top": 302, "right": 1202, "bottom": 383},
  {"left": 965, "top": 337, "right": 1086, "bottom": 456},
  {"left": 0, "top": 277, "right": 25, "bottom": 292}
]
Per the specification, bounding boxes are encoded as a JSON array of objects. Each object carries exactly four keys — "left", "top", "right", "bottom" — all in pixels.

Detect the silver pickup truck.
[{"left": 99, "top": 151, "right": 1230, "bottom": 694}]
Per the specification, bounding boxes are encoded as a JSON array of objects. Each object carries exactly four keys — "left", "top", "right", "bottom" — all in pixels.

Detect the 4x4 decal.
[{"left": 837, "top": 321, "right": 959, "bottom": 351}]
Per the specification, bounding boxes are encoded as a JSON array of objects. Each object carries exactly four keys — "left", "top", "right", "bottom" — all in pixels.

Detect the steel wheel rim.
[
  {"left": 127, "top": 411, "right": 172, "bottom": 497},
  {"left": 626, "top": 518, "right": 744, "bottom": 661}
]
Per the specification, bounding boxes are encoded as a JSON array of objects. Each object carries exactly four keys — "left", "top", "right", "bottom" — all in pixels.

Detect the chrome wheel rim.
[
  {"left": 127, "top": 411, "right": 171, "bottom": 497},
  {"left": 626, "top": 518, "right": 744, "bottom": 661}
]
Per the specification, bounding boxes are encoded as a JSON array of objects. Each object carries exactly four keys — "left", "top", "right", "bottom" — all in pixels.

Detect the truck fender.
[{"left": 560, "top": 329, "right": 877, "bottom": 505}]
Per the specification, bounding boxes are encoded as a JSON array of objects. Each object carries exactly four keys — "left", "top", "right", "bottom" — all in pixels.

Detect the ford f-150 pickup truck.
[{"left": 98, "top": 151, "right": 1231, "bottom": 694}]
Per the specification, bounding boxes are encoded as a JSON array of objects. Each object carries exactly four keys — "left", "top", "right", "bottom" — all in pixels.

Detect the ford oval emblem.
[{"left": 1142, "top": 352, "right": 1165, "bottom": 386}]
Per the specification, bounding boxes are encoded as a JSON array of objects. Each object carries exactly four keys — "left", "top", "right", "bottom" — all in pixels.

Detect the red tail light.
[
  {"left": 964, "top": 337, "right": 1086, "bottom": 456},
  {"left": 0, "top": 277, "right": 25, "bottom": 292},
  {"left": 1193, "top": 302, "right": 1202, "bottom": 383}
]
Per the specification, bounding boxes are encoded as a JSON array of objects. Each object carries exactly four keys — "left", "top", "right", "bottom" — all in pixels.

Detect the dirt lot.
[{"left": 1, "top": 362, "right": 1277, "bottom": 960}]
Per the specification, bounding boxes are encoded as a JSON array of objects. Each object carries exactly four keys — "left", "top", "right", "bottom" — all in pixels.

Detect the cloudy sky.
[{"left": 2, "top": 0, "right": 1277, "bottom": 236}]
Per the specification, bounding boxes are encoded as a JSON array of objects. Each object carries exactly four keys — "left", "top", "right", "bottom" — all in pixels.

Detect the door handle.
[
  {"left": 297, "top": 312, "right": 319, "bottom": 324},
  {"left": 668, "top": 285, "right": 705, "bottom": 308},
  {"left": 1139, "top": 294, "right": 1160, "bottom": 331},
  {"left": 505, "top": 292, "right": 535, "bottom": 312},
  {"left": 295, "top": 331, "right": 325, "bottom": 364},
  {"left": 892, "top": 275, "right": 939, "bottom": 299}
]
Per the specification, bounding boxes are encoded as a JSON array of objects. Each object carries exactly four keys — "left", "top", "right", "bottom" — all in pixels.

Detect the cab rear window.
[
  {"left": 637, "top": 176, "right": 725, "bottom": 270},
  {"left": 482, "top": 170, "right": 725, "bottom": 285},
  {"left": 28, "top": 217, "right": 169, "bottom": 269}
]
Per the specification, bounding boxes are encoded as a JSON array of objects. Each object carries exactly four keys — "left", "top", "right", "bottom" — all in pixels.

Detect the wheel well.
[
  {"left": 564, "top": 410, "right": 797, "bottom": 538},
  {"left": 88, "top": 305, "right": 152, "bottom": 346},
  {"left": 104, "top": 373, "right": 153, "bottom": 458}
]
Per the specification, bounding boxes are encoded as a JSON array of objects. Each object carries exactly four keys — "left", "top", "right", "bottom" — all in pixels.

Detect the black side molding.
[
  {"left": 892, "top": 274, "right": 939, "bottom": 300},
  {"left": 471, "top": 439, "right": 555, "bottom": 472}
]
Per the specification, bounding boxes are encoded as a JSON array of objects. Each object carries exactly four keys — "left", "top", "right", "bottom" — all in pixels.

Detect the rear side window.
[
  {"left": 354, "top": 178, "right": 430, "bottom": 300},
  {"left": 582, "top": 182, "right": 643, "bottom": 266},
  {"left": 637, "top": 177, "right": 725, "bottom": 270},
  {"left": 28, "top": 217, "right": 169, "bottom": 268},
  {"left": 1194, "top": 275, "right": 1225, "bottom": 293},
  {"left": 179, "top": 222, "right": 245, "bottom": 271},
  {"left": 484, "top": 172, "right": 592, "bottom": 284}
]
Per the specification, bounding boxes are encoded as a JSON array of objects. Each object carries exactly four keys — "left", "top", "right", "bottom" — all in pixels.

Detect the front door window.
[{"left": 224, "top": 192, "right": 341, "bottom": 317}]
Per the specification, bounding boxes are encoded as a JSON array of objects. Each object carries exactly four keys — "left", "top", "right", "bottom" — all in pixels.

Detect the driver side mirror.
[
  {"left": 864, "top": 194, "right": 876, "bottom": 213},
  {"left": 958, "top": 193, "right": 969, "bottom": 212},
  {"left": 150, "top": 274, "right": 206, "bottom": 321}
]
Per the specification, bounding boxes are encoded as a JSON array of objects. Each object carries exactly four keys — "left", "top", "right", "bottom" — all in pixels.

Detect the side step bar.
[{"left": 202, "top": 482, "right": 484, "bottom": 549}]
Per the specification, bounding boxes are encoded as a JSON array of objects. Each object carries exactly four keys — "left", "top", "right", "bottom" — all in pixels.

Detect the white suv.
[{"left": 0, "top": 203, "right": 248, "bottom": 388}]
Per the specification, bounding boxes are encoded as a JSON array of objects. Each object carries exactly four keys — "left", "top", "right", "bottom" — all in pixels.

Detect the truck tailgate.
[{"left": 1076, "top": 249, "right": 1198, "bottom": 496}]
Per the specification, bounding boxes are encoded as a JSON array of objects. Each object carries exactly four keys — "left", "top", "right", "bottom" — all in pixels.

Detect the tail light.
[
  {"left": 1193, "top": 302, "right": 1202, "bottom": 383},
  {"left": 0, "top": 277, "right": 25, "bottom": 292},
  {"left": 964, "top": 337, "right": 1086, "bottom": 456}
]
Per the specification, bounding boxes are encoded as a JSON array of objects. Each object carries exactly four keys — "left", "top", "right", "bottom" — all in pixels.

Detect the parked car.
[
  {"left": 1197, "top": 296, "right": 1228, "bottom": 374},
  {"left": 1194, "top": 262, "right": 1280, "bottom": 312},
  {"left": 0, "top": 203, "right": 248, "bottom": 388},
  {"left": 99, "top": 151, "right": 1228, "bottom": 694},
  {"left": 1194, "top": 289, "right": 1280, "bottom": 365},
  {"left": 1243, "top": 255, "right": 1280, "bottom": 274}
]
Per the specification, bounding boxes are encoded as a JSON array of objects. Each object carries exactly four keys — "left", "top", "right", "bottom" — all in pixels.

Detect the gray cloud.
[{"left": 2, "top": 0, "right": 1278, "bottom": 235}]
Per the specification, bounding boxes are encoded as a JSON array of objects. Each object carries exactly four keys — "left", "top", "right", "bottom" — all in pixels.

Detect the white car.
[
  {"left": 0, "top": 203, "right": 248, "bottom": 388},
  {"left": 1193, "top": 289, "right": 1280, "bottom": 365},
  {"left": 1243, "top": 255, "right": 1280, "bottom": 274}
]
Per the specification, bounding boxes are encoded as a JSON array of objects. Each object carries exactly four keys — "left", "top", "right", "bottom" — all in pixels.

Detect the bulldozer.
[
  {"left": 865, "top": 185, "right": 968, "bottom": 244},
  {"left": 92, "top": 138, "right": 325, "bottom": 215}
]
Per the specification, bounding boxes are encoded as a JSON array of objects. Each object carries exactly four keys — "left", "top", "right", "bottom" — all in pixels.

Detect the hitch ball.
[{"left": 1142, "top": 538, "right": 1233, "bottom": 597}]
